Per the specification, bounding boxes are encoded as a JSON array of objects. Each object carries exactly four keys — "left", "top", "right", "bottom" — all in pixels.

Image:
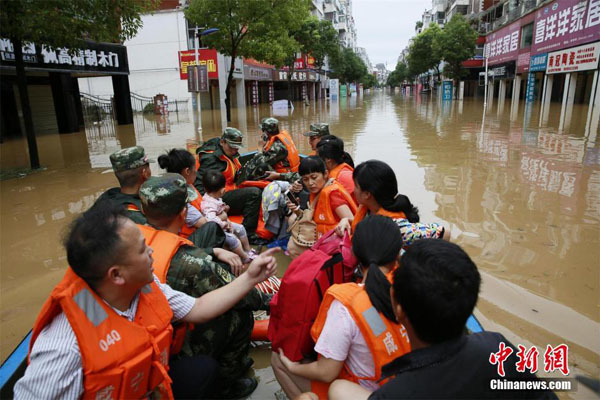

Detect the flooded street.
[{"left": 1, "top": 91, "right": 598, "bottom": 398}]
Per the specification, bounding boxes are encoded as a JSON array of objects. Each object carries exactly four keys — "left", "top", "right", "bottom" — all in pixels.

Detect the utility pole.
[
  {"left": 483, "top": 55, "right": 489, "bottom": 108},
  {"left": 194, "top": 26, "right": 203, "bottom": 135}
]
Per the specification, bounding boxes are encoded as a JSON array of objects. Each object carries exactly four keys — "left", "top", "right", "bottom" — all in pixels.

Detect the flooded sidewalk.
[{"left": 1, "top": 91, "right": 598, "bottom": 398}]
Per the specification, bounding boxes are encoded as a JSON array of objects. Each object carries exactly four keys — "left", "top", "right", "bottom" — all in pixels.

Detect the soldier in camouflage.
[
  {"left": 140, "top": 174, "right": 271, "bottom": 398},
  {"left": 255, "top": 117, "right": 300, "bottom": 183},
  {"left": 95, "top": 146, "right": 152, "bottom": 224},
  {"left": 303, "top": 122, "right": 330, "bottom": 155},
  {"left": 96, "top": 146, "right": 226, "bottom": 252},
  {"left": 194, "top": 128, "right": 265, "bottom": 245}
]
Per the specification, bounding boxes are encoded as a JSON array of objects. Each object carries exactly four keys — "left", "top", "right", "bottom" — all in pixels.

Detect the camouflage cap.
[
  {"left": 139, "top": 173, "right": 189, "bottom": 217},
  {"left": 222, "top": 127, "right": 243, "bottom": 149},
  {"left": 262, "top": 117, "right": 279, "bottom": 134},
  {"left": 258, "top": 117, "right": 268, "bottom": 130},
  {"left": 303, "top": 123, "right": 330, "bottom": 137},
  {"left": 109, "top": 146, "right": 152, "bottom": 172}
]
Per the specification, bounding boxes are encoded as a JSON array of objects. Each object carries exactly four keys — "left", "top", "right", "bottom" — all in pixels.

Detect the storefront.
[
  {"left": 484, "top": 20, "right": 520, "bottom": 104},
  {"left": 243, "top": 60, "right": 274, "bottom": 105},
  {"left": 0, "top": 39, "right": 131, "bottom": 139},
  {"left": 272, "top": 69, "right": 308, "bottom": 102}
]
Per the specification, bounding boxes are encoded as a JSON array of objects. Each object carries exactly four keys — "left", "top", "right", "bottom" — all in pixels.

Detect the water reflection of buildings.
[{"left": 399, "top": 97, "right": 599, "bottom": 320}]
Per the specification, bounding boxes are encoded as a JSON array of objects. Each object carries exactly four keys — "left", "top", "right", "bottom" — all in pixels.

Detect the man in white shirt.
[{"left": 15, "top": 201, "right": 278, "bottom": 399}]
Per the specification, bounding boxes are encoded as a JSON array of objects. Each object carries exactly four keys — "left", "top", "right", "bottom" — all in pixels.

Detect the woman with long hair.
[
  {"left": 272, "top": 215, "right": 411, "bottom": 398},
  {"left": 335, "top": 159, "right": 449, "bottom": 246}
]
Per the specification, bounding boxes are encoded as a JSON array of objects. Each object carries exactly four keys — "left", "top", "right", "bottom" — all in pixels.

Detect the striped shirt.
[{"left": 14, "top": 276, "right": 195, "bottom": 400}]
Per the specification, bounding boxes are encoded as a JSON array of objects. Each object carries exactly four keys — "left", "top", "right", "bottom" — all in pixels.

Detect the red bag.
[
  {"left": 312, "top": 229, "right": 358, "bottom": 278},
  {"left": 268, "top": 230, "right": 357, "bottom": 361}
]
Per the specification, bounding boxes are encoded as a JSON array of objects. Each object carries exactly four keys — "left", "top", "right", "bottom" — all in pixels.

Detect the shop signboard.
[
  {"left": 532, "top": 0, "right": 600, "bottom": 55},
  {"left": 243, "top": 64, "right": 272, "bottom": 81},
  {"left": 517, "top": 52, "right": 531, "bottom": 73},
  {"left": 529, "top": 53, "right": 548, "bottom": 71},
  {"left": 525, "top": 72, "right": 536, "bottom": 103},
  {"left": 274, "top": 70, "right": 307, "bottom": 81},
  {"left": 0, "top": 38, "right": 129, "bottom": 75},
  {"left": 484, "top": 21, "right": 521, "bottom": 65},
  {"left": 329, "top": 79, "right": 339, "bottom": 100},
  {"left": 340, "top": 84, "right": 347, "bottom": 98},
  {"left": 546, "top": 41, "right": 600, "bottom": 74},
  {"left": 442, "top": 80, "right": 453, "bottom": 100},
  {"left": 490, "top": 62, "right": 516, "bottom": 79},
  {"left": 179, "top": 49, "right": 218, "bottom": 80}
]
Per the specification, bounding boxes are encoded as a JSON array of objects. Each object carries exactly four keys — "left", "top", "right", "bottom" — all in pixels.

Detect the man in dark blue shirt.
[{"left": 329, "top": 240, "right": 557, "bottom": 400}]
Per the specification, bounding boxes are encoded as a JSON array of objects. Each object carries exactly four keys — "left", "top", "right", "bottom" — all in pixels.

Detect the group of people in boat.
[{"left": 14, "top": 118, "right": 556, "bottom": 399}]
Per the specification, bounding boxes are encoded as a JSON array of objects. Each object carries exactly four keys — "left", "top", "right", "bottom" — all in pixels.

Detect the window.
[{"left": 520, "top": 23, "right": 533, "bottom": 48}]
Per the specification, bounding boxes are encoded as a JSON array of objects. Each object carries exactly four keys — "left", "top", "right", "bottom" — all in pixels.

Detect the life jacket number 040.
[{"left": 99, "top": 329, "right": 122, "bottom": 351}]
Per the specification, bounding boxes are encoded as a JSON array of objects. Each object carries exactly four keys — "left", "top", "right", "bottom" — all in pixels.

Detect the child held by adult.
[{"left": 202, "top": 170, "right": 257, "bottom": 272}]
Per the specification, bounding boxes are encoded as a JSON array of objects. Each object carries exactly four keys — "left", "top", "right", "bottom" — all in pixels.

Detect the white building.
[
  {"left": 356, "top": 47, "right": 372, "bottom": 71},
  {"left": 78, "top": 5, "right": 246, "bottom": 111},
  {"left": 324, "top": 0, "right": 358, "bottom": 51},
  {"left": 375, "top": 63, "right": 389, "bottom": 84}
]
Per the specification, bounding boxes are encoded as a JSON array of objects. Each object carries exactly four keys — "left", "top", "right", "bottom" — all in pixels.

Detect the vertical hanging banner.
[
  {"left": 187, "top": 64, "right": 209, "bottom": 92},
  {"left": 442, "top": 80, "right": 453, "bottom": 100},
  {"left": 525, "top": 72, "right": 536, "bottom": 103},
  {"left": 252, "top": 80, "right": 259, "bottom": 105},
  {"left": 268, "top": 82, "right": 274, "bottom": 104}
]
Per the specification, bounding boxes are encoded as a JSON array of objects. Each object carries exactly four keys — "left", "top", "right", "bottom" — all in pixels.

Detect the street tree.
[
  {"left": 406, "top": 23, "right": 442, "bottom": 83},
  {"left": 361, "top": 73, "right": 378, "bottom": 89},
  {"left": 435, "top": 14, "right": 477, "bottom": 87},
  {"left": 0, "top": 0, "right": 158, "bottom": 169},
  {"left": 282, "top": 17, "right": 339, "bottom": 106},
  {"left": 186, "top": 0, "right": 310, "bottom": 120},
  {"left": 386, "top": 62, "right": 408, "bottom": 87},
  {"left": 330, "top": 47, "right": 367, "bottom": 84}
]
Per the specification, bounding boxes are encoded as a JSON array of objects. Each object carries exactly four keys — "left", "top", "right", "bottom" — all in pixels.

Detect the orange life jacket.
[
  {"left": 264, "top": 130, "right": 300, "bottom": 173},
  {"left": 30, "top": 268, "right": 174, "bottom": 400},
  {"left": 311, "top": 181, "right": 357, "bottom": 238},
  {"left": 309, "top": 281, "right": 411, "bottom": 399},
  {"left": 197, "top": 149, "right": 241, "bottom": 192},
  {"left": 351, "top": 205, "right": 406, "bottom": 233},
  {"left": 138, "top": 224, "right": 194, "bottom": 355},
  {"left": 127, "top": 203, "right": 140, "bottom": 212},
  {"left": 328, "top": 162, "right": 353, "bottom": 181},
  {"left": 179, "top": 186, "right": 204, "bottom": 239},
  {"left": 221, "top": 154, "right": 242, "bottom": 191}
]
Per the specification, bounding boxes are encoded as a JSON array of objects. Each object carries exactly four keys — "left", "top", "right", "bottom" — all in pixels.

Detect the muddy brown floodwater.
[{"left": 1, "top": 90, "right": 598, "bottom": 398}]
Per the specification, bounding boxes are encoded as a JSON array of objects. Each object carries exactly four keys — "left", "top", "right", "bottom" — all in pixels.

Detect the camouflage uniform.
[
  {"left": 95, "top": 188, "right": 147, "bottom": 224},
  {"left": 95, "top": 146, "right": 151, "bottom": 224},
  {"left": 139, "top": 174, "right": 270, "bottom": 389},
  {"left": 247, "top": 117, "right": 300, "bottom": 183},
  {"left": 165, "top": 246, "right": 270, "bottom": 382},
  {"left": 194, "top": 132, "right": 262, "bottom": 237}
]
